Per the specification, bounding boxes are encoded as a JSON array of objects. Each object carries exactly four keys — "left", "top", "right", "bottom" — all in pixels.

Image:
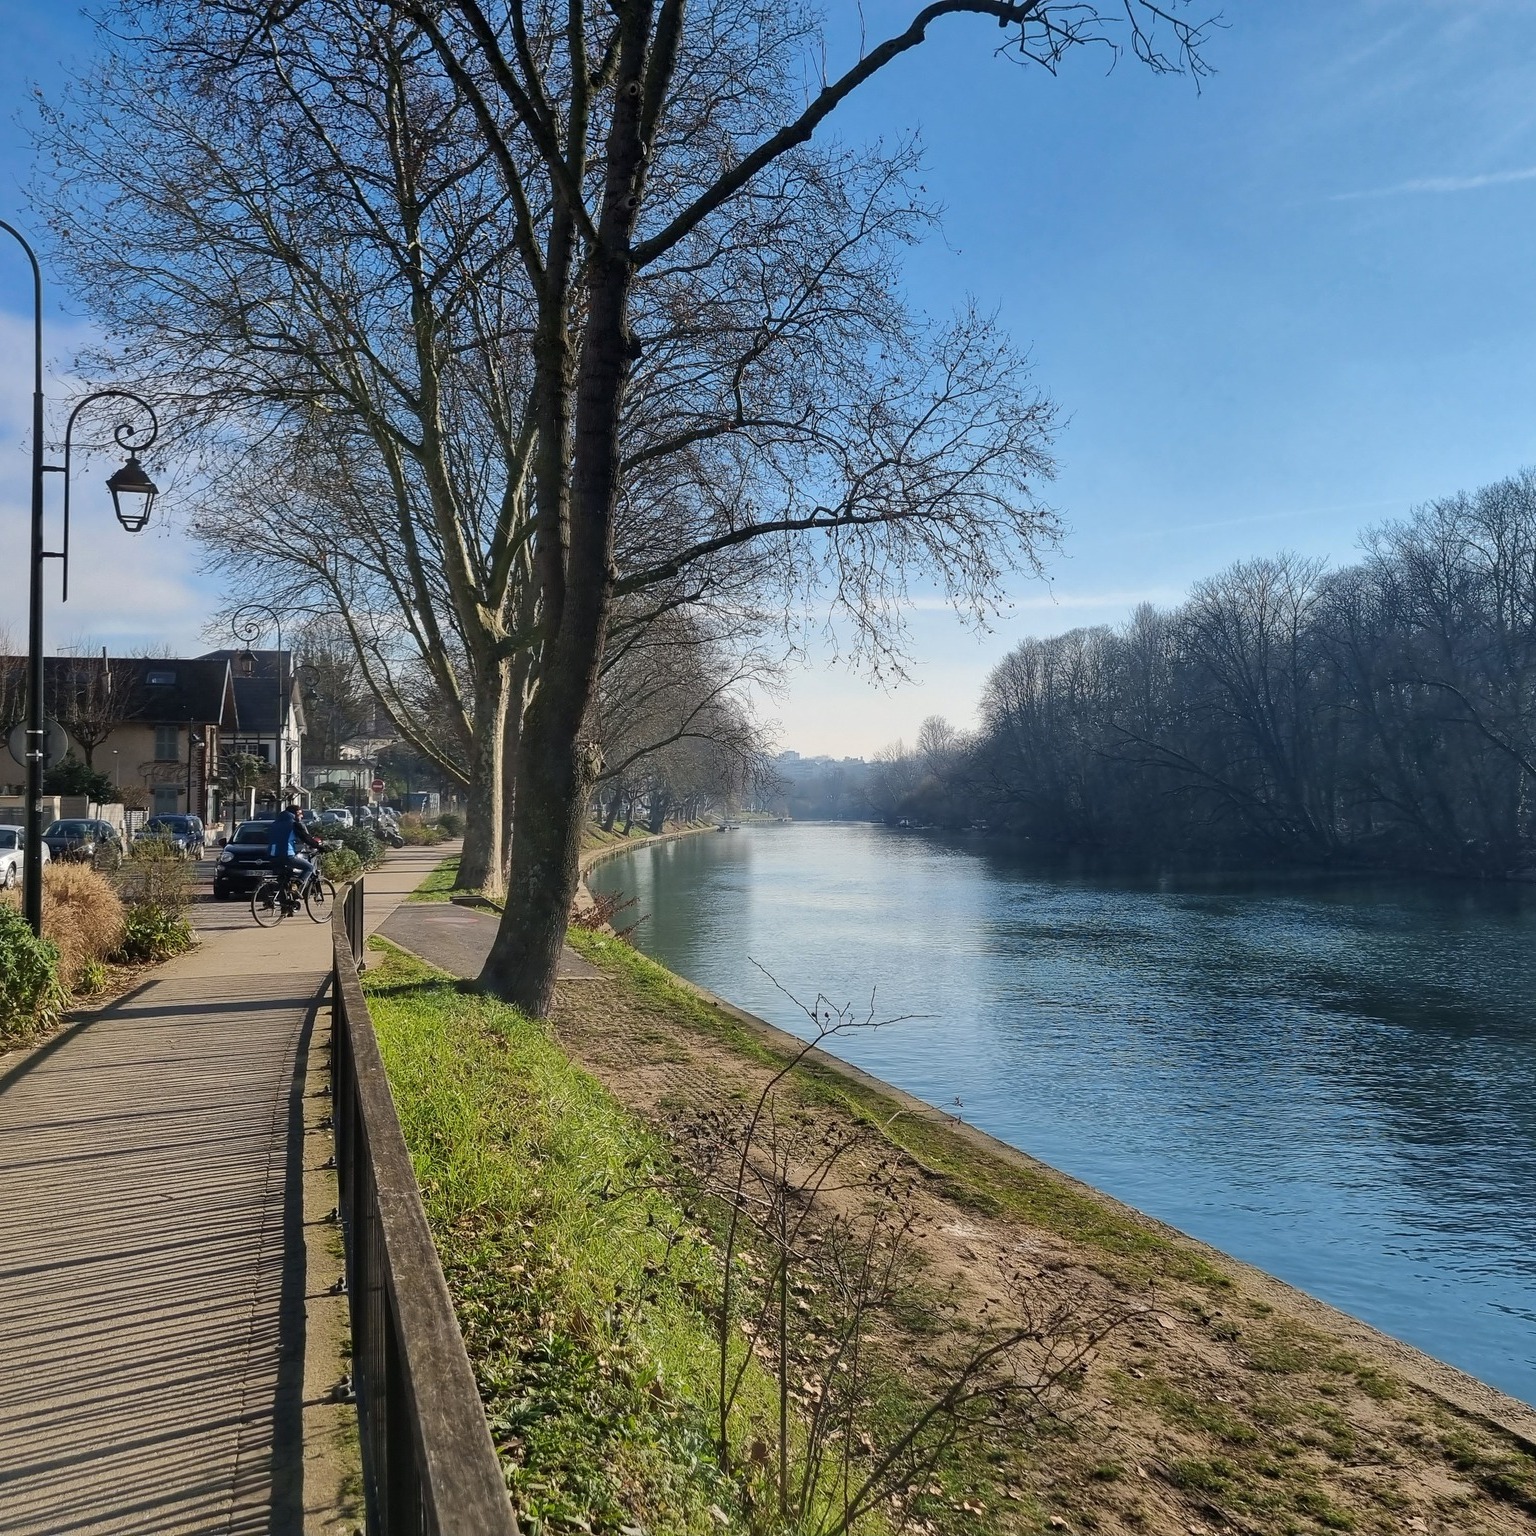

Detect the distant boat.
[{"left": 718, "top": 821, "right": 741, "bottom": 831}]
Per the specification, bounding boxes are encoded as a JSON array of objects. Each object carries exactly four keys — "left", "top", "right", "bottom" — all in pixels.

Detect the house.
[
  {"left": 0, "top": 648, "right": 310, "bottom": 825},
  {"left": 0, "top": 655, "right": 240, "bottom": 821},
  {"left": 199, "top": 649, "right": 306, "bottom": 799}
]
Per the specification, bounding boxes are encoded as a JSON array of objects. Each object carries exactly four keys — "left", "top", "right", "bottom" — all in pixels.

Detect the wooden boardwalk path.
[{"left": 0, "top": 845, "right": 445, "bottom": 1535}]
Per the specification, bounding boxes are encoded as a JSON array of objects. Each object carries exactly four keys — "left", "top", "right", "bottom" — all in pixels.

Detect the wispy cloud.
[
  {"left": 1007, "top": 587, "right": 1181, "bottom": 612},
  {"left": 1333, "top": 165, "right": 1536, "bottom": 201},
  {"left": 1139, "top": 498, "right": 1402, "bottom": 540}
]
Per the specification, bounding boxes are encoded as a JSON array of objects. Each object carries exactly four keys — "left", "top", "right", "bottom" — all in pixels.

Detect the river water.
[{"left": 587, "top": 821, "right": 1536, "bottom": 1405}]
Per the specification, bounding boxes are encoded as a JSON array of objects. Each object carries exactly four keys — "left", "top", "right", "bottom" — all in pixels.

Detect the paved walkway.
[
  {"left": 0, "top": 845, "right": 447, "bottom": 1535},
  {"left": 379, "top": 901, "right": 599, "bottom": 982}
]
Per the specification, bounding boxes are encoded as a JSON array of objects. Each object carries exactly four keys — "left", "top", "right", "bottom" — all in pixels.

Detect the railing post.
[{"left": 346, "top": 875, "right": 365, "bottom": 965}]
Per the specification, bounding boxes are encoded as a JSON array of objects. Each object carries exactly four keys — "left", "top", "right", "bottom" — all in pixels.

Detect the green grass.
[
  {"left": 406, "top": 856, "right": 461, "bottom": 903},
  {"left": 567, "top": 928, "right": 1230, "bottom": 1289},
  {"left": 581, "top": 820, "right": 708, "bottom": 852},
  {"left": 362, "top": 940, "right": 751, "bottom": 1532}
]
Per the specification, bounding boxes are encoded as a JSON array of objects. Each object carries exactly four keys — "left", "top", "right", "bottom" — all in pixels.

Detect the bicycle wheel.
[
  {"left": 251, "top": 878, "right": 287, "bottom": 927},
  {"left": 305, "top": 875, "right": 338, "bottom": 923}
]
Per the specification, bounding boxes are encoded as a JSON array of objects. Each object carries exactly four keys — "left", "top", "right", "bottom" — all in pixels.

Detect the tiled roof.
[
  {"left": 199, "top": 650, "right": 297, "bottom": 735},
  {"left": 37, "top": 656, "right": 237, "bottom": 727}
]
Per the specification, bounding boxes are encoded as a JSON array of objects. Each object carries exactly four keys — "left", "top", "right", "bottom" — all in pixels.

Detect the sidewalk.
[{"left": 0, "top": 845, "right": 447, "bottom": 1535}]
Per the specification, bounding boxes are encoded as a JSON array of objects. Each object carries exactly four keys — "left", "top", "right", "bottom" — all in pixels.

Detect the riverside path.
[{"left": 0, "top": 843, "right": 450, "bottom": 1535}]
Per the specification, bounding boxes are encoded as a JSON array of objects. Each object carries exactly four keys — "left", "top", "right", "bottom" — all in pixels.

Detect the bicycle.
[{"left": 251, "top": 858, "right": 338, "bottom": 927}]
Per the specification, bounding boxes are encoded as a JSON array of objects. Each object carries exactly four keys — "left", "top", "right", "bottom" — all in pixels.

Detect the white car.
[
  {"left": 319, "top": 808, "right": 354, "bottom": 828},
  {"left": 0, "top": 826, "right": 49, "bottom": 889}
]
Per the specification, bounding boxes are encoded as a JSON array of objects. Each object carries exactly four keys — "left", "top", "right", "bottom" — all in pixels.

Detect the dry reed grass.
[{"left": 1, "top": 864, "right": 127, "bottom": 988}]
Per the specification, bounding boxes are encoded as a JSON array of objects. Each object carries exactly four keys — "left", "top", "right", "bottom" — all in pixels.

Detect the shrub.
[
  {"left": 335, "top": 825, "right": 385, "bottom": 869},
  {"left": 435, "top": 811, "right": 465, "bottom": 837},
  {"left": 398, "top": 813, "right": 445, "bottom": 846},
  {"left": 114, "top": 903, "right": 194, "bottom": 965},
  {"left": 40, "top": 863, "right": 126, "bottom": 989},
  {"left": 116, "top": 836, "right": 192, "bottom": 912},
  {"left": 0, "top": 904, "right": 66, "bottom": 1045},
  {"left": 77, "top": 958, "right": 111, "bottom": 995},
  {"left": 42, "top": 754, "right": 118, "bottom": 802},
  {"left": 321, "top": 847, "right": 364, "bottom": 885}
]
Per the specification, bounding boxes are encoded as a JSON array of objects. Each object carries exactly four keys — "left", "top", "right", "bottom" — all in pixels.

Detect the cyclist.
[{"left": 266, "top": 799, "right": 324, "bottom": 904}]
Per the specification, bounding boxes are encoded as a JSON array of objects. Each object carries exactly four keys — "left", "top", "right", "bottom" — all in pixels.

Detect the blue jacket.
[{"left": 267, "top": 809, "right": 320, "bottom": 861}]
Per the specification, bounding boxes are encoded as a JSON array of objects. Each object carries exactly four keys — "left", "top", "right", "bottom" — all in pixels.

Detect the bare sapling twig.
[
  {"left": 676, "top": 966, "right": 1139, "bottom": 1534},
  {"left": 568, "top": 884, "right": 645, "bottom": 940}
]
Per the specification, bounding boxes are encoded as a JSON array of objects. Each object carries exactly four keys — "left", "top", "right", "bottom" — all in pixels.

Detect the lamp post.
[
  {"left": 0, "top": 219, "right": 160, "bottom": 934},
  {"left": 185, "top": 724, "right": 204, "bottom": 819},
  {"left": 232, "top": 605, "right": 285, "bottom": 808}
]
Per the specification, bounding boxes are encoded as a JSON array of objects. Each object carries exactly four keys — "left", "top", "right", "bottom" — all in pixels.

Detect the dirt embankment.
[{"left": 554, "top": 933, "right": 1536, "bottom": 1536}]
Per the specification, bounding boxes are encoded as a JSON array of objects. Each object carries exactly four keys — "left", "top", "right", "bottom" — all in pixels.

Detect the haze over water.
[{"left": 589, "top": 822, "right": 1536, "bottom": 1405}]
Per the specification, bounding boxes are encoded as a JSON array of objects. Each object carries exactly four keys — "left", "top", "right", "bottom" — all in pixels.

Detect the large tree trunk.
[
  {"left": 479, "top": 676, "right": 599, "bottom": 1013},
  {"left": 477, "top": 16, "right": 654, "bottom": 1015},
  {"left": 455, "top": 676, "right": 509, "bottom": 894}
]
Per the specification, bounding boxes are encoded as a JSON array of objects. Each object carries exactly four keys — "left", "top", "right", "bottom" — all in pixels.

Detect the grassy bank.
[
  {"left": 406, "top": 822, "right": 713, "bottom": 907},
  {"left": 405, "top": 855, "right": 462, "bottom": 903},
  {"left": 551, "top": 930, "right": 1536, "bottom": 1536},
  {"left": 363, "top": 944, "right": 762, "bottom": 1532}
]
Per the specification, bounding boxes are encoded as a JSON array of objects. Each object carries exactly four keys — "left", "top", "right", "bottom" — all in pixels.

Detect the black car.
[
  {"left": 213, "top": 813, "right": 333, "bottom": 899},
  {"left": 212, "top": 819, "right": 276, "bottom": 898},
  {"left": 141, "top": 814, "right": 206, "bottom": 858},
  {"left": 43, "top": 818, "right": 124, "bottom": 863}
]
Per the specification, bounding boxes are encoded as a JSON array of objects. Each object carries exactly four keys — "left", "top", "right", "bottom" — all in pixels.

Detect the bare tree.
[
  {"left": 296, "top": 621, "right": 378, "bottom": 766},
  {"left": 38, "top": 0, "right": 1212, "bottom": 1010},
  {"left": 38, "top": 7, "right": 540, "bottom": 889},
  {"left": 390, "top": 0, "right": 1208, "bottom": 1012},
  {"left": 49, "top": 649, "right": 136, "bottom": 769}
]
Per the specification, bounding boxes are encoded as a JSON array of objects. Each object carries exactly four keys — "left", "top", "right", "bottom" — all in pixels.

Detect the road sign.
[
  {"left": 6, "top": 719, "right": 70, "bottom": 771},
  {"left": 370, "top": 777, "right": 386, "bottom": 793}
]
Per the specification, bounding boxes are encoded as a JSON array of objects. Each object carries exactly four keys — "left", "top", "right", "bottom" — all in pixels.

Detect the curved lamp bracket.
[{"left": 44, "top": 389, "right": 161, "bottom": 601}]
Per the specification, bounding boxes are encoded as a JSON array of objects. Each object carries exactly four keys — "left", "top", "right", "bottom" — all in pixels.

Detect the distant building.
[
  {"left": 0, "top": 649, "right": 307, "bottom": 823},
  {"left": 0, "top": 655, "right": 239, "bottom": 821},
  {"left": 763, "top": 750, "right": 873, "bottom": 819},
  {"left": 200, "top": 648, "right": 306, "bottom": 794}
]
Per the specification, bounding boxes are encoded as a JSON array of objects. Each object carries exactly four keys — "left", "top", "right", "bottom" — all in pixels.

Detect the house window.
[
  {"left": 152, "top": 786, "right": 179, "bottom": 815},
  {"left": 154, "top": 725, "right": 180, "bottom": 761},
  {"left": 147, "top": 669, "right": 176, "bottom": 686}
]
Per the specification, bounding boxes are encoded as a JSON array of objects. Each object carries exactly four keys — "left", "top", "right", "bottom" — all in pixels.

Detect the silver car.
[{"left": 0, "top": 825, "right": 50, "bottom": 889}]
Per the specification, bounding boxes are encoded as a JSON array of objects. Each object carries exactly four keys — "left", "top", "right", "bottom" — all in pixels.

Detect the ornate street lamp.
[
  {"left": 0, "top": 217, "right": 163, "bottom": 933},
  {"left": 54, "top": 390, "right": 160, "bottom": 601},
  {"left": 106, "top": 456, "right": 159, "bottom": 532}
]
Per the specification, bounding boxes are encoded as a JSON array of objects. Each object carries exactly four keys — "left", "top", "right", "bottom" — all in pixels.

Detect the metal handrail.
[{"left": 331, "top": 879, "right": 519, "bottom": 1535}]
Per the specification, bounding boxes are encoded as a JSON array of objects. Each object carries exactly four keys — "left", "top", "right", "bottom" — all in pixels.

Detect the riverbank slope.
[{"left": 551, "top": 928, "right": 1536, "bottom": 1535}]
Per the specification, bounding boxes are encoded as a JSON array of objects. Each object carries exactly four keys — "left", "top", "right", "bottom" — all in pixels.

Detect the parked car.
[
  {"left": 0, "top": 825, "right": 48, "bottom": 889},
  {"left": 42, "top": 818, "right": 124, "bottom": 863},
  {"left": 141, "top": 814, "right": 206, "bottom": 858},
  {"left": 318, "top": 807, "right": 354, "bottom": 829}
]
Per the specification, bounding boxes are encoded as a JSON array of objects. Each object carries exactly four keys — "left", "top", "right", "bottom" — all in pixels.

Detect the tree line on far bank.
[{"left": 853, "top": 469, "right": 1536, "bottom": 879}]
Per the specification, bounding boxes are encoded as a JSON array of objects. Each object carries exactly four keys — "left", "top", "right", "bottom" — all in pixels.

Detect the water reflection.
[{"left": 589, "top": 823, "right": 1536, "bottom": 1404}]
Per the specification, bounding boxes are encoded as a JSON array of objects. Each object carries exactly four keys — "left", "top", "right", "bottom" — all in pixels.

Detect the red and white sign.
[{"left": 370, "top": 777, "right": 386, "bottom": 793}]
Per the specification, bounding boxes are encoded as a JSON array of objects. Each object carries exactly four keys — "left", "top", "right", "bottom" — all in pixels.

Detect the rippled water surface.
[{"left": 588, "top": 822, "right": 1536, "bottom": 1404}]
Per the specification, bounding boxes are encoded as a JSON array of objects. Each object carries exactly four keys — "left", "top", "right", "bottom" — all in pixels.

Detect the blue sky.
[{"left": 2, "top": 3, "right": 1535, "bottom": 754}]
